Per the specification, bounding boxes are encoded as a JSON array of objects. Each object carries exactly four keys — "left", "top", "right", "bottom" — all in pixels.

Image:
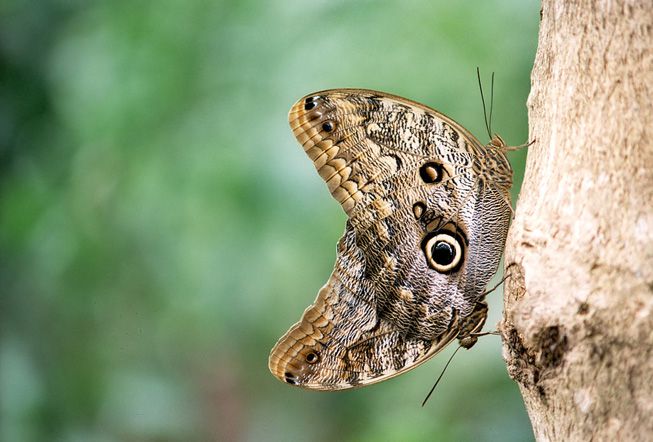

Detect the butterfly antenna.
[
  {"left": 476, "top": 67, "right": 492, "bottom": 140},
  {"left": 489, "top": 72, "right": 495, "bottom": 137},
  {"left": 421, "top": 345, "right": 463, "bottom": 407}
]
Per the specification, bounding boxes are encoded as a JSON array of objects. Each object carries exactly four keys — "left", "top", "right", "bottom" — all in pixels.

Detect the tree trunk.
[{"left": 500, "top": 1, "right": 653, "bottom": 440}]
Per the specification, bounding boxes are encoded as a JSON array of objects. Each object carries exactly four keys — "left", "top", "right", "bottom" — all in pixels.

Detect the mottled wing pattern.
[{"left": 269, "top": 89, "right": 513, "bottom": 390}]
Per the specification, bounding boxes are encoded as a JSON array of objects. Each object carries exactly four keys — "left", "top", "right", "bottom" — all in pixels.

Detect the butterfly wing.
[{"left": 269, "top": 89, "right": 512, "bottom": 390}]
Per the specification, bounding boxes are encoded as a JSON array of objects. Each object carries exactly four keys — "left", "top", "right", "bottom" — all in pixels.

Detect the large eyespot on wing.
[{"left": 422, "top": 228, "right": 466, "bottom": 273}]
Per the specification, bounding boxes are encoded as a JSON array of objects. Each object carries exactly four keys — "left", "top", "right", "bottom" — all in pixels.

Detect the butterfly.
[{"left": 269, "top": 88, "right": 513, "bottom": 390}]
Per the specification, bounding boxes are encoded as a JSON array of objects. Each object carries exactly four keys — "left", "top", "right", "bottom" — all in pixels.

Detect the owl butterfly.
[{"left": 269, "top": 89, "right": 513, "bottom": 390}]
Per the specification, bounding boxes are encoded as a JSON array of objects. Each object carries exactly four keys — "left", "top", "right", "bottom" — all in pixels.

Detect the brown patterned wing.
[{"left": 268, "top": 89, "right": 513, "bottom": 390}]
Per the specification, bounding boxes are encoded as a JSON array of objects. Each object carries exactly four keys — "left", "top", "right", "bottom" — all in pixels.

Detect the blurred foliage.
[{"left": 0, "top": 1, "right": 538, "bottom": 441}]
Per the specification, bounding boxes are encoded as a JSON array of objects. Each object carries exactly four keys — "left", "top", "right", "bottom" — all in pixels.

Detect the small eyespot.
[
  {"left": 322, "top": 121, "right": 334, "bottom": 132},
  {"left": 304, "top": 96, "right": 319, "bottom": 111},
  {"left": 422, "top": 231, "right": 464, "bottom": 273},
  {"left": 284, "top": 371, "right": 297, "bottom": 385},
  {"left": 305, "top": 351, "right": 319, "bottom": 364},
  {"left": 412, "top": 202, "right": 426, "bottom": 219},
  {"left": 419, "top": 162, "right": 444, "bottom": 184}
]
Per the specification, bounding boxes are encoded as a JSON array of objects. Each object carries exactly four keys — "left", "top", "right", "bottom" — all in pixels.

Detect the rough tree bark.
[{"left": 500, "top": 1, "right": 653, "bottom": 441}]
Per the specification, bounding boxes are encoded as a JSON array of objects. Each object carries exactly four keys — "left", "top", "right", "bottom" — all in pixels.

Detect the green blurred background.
[{"left": 0, "top": 1, "right": 538, "bottom": 441}]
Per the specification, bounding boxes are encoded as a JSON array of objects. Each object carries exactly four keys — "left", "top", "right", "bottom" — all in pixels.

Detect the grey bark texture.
[{"left": 500, "top": 1, "right": 653, "bottom": 441}]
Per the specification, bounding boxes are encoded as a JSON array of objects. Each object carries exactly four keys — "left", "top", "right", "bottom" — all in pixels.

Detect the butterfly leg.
[
  {"left": 482, "top": 271, "right": 511, "bottom": 297},
  {"left": 456, "top": 301, "right": 488, "bottom": 349}
]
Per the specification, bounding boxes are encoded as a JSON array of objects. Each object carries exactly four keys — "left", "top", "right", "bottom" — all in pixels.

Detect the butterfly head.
[{"left": 489, "top": 134, "right": 506, "bottom": 149}]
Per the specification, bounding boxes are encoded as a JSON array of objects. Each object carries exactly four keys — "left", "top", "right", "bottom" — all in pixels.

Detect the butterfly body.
[{"left": 269, "top": 89, "right": 513, "bottom": 390}]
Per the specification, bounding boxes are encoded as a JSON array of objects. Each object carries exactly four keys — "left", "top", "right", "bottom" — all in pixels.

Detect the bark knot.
[{"left": 502, "top": 323, "right": 569, "bottom": 403}]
